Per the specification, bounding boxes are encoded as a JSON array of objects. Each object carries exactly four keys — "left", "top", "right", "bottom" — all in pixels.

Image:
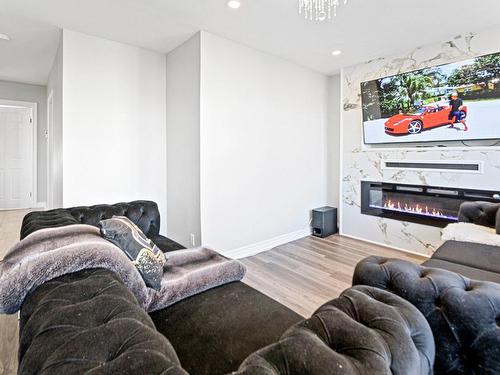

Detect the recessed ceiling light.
[
  {"left": 0, "top": 33, "right": 10, "bottom": 41},
  {"left": 227, "top": 0, "right": 241, "bottom": 9},
  {"left": 331, "top": 50, "right": 342, "bottom": 56}
]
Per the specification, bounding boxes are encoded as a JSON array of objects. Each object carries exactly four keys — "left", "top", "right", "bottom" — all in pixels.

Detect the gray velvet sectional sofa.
[
  {"left": 15, "top": 200, "right": 500, "bottom": 374},
  {"left": 18, "top": 201, "right": 302, "bottom": 374},
  {"left": 422, "top": 201, "right": 500, "bottom": 283},
  {"left": 236, "top": 199, "right": 500, "bottom": 375}
]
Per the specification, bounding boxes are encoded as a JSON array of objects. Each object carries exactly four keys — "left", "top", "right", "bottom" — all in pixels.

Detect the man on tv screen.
[{"left": 448, "top": 92, "right": 468, "bottom": 131}]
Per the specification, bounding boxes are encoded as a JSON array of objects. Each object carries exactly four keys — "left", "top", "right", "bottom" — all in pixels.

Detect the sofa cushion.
[
  {"left": 235, "top": 286, "right": 435, "bottom": 375},
  {"left": 423, "top": 258, "right": 500, "bottom": 283},
  {"left": 353, "top": 257, "right": 500, "bottom": 375},
  {"left": 19, "top": 268, "right": 187, "bottom": 375},
  {"left": 432, "top": 240, "right": 500, "bottom": 274},
  {"left": 150, "top": 282, "right": 302, "bottom": 375}
]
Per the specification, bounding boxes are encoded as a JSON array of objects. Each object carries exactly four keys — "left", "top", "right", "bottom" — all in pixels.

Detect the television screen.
[{"left": 361, "top": 52, "right": 500, "bottom": 144}]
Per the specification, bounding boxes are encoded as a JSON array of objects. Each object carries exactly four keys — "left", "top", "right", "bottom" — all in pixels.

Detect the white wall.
[
  {"left": 166, "top": 33, "right": 201, "bottom": 247},
  {"left": 0, "top": 80, "right": 47, "bottom": 205},
  {"left": 200, "top": 32, "right": 329, "bottom": 255},
  {"left": 47, "top": 38, "right": 63, "bottom": 209},
  {"left": 327, "top": 74, "right": 341, "bottom": 209},
  {"left": 340, "top": 28, "right": 500, "bottom": 256},
  {"left": 61, "top": 30, "right": 167, "bottom": 231}
]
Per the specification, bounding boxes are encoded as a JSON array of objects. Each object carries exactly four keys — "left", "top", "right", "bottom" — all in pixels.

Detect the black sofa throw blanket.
[
  {"left": 0, "top": 224, "right": 246, "bottom": 314},
  {"left": 99, "top": 216, "right": 167, "bottom": 290}
]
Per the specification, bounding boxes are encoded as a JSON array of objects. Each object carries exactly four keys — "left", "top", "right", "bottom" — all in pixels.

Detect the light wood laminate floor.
[
  {"left": 0, "top": 209, "right": 32, "bottom": 375},
  {"left": 241, "top": 235, "right": 426, "bottom": 317},
  {"left": 0, "top": 210, "right": 425, "bottom": 374}
]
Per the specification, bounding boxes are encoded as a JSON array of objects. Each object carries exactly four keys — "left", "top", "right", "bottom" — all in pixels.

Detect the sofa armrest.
[
  {"left": 235, "top": 286, "right": 434, "bottom": 375},
  {"left": 19, "top": 268, "right": 188, "bottom": 375},
  {"left": 458, "top": 201, "right": 500, "bottom": 228},
  {"left": 353, "top": 256, "right": 500, "bottom": 374}
]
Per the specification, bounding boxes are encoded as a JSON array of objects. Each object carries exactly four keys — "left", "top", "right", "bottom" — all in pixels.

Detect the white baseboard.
[
  {"left": 339, "top": 232, "right": 431, "bottom": 259},
  {"left": 223, "top": 227, "right": 312, "bottom": 259}
]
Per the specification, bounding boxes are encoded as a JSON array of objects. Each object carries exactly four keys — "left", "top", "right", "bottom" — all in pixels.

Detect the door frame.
[
  {"left": 0, "top": 99, "right": 37, "bottom": 210},
  {"left": 46, "top": 91, "right": 53, "bottom": 210}
]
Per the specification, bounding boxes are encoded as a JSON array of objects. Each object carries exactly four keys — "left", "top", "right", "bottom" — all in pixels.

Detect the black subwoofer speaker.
[{"left": 312, "top": 206, "right": 338, "bottom": 238}]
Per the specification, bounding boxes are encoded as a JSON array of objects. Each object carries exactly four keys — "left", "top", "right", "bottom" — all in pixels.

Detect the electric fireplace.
[{"left": 361, "top": 181, "right": 500, "bottom": 227}]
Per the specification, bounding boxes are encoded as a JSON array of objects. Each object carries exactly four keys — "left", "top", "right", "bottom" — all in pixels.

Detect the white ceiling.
[
  {"left": 0, "top": 13, "right": 60, "bottom": 85},
  {"left": 1, "top": 0, "right": 500, "bottom": 85}
]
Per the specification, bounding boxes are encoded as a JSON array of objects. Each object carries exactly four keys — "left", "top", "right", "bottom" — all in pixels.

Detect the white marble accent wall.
[{"left": 341, "top": 28, "right": 500, "bottom": 256}]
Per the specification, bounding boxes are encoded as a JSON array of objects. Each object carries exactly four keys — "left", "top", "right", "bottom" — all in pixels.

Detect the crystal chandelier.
[{"left": 298, "top": 0, "right": 348, "bottom": 22}]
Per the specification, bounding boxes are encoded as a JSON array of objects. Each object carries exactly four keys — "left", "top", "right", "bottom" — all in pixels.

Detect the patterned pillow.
[{"left": 98, "top": 216, "right": 167, "bottom": 291}]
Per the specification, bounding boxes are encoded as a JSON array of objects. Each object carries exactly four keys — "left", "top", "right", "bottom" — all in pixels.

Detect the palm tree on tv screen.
[
  {"left": 448, "top": 55, "right": 500, "bottom": 89},
  {"left": 380, "top": 74, "right": 434, "bottom": 114}
]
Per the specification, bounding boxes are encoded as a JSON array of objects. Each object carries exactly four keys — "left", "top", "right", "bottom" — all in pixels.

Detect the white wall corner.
[
  {"left": 35, "top": 201, "right": 47, "bottom": 209},
  {"left": 221, "top": 227, "right": 313, "bottom": 260}
]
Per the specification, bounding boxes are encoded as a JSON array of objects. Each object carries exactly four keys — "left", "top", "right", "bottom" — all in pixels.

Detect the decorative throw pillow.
[
  {"left": 442, "top": 222, "right": 500, "bottom": 247},
  {"left": 98, "top": 216, "right": 167, "bottom": 291}
]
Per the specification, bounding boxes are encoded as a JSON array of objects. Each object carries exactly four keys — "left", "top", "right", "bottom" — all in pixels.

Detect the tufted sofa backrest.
[
  {"left": 458, "top": 201, "right": 500, "bottom": 228},
  {"left": 21, "top": 201, "right": 161, "bottom": 240},
  {"left": 353, "top": 256, "right": 500, "bottom": 374},
  {"left": 235, "top": 286, "right": 435, "bottom": 375}
]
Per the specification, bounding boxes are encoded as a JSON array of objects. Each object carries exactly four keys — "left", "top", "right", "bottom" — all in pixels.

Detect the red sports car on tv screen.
[{"left": 384, "top": 104, "right": 468, "bottom": 135}]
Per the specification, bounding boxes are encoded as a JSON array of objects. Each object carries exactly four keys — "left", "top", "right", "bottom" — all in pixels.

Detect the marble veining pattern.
[{"left": 341, "top": 29, "right": 500, "bottom": 256}]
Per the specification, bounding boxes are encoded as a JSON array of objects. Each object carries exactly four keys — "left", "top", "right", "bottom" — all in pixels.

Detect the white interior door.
[{"left": 0, "top": 106, "right": 34, "bottom": 210}]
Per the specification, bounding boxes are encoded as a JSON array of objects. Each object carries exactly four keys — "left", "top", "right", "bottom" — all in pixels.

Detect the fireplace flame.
[{"left": 383, "top": 199, "right": 447, "bottom": 218}]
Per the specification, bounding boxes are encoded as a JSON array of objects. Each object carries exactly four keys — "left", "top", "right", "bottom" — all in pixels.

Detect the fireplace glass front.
[{"left": 361, "top": 181, "right": 500, "bottom": 227}]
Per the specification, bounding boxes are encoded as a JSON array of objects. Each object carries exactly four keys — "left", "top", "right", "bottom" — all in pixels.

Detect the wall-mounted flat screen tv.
[{"left": 361, "top": 52, "right": 500, "bottom": 144}]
